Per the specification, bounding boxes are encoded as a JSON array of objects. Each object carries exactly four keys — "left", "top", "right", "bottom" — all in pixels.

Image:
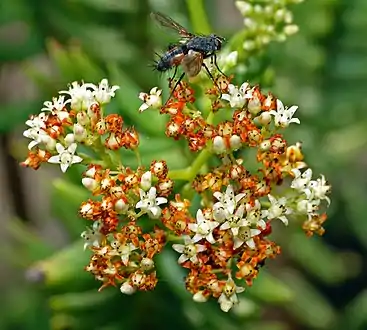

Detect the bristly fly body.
[{"left": 151, "top": 12, "right": 226, "bottom": 100}]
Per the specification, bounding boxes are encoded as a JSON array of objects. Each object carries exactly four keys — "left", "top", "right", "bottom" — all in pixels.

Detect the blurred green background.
[{"left": 0, "top": 0, "right": 366, "bottom": 329}]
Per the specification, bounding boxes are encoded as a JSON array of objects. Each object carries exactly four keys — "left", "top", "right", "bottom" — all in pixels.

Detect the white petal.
[
  {"left": 221, "top": 94, "right": 231, "bottom": 102},
  {"left": 172, "top": 244, "right": 185, "bottom": 253},
  {"left": 206, "top": 232, "right": 216, "bottom": 244},
  {"left": 233, "top": 237, "right": 244, "bottom": 249},
  {"left": 196, "top": 209, "right": 205, "bottom": 224},
  {"left": 135, "top": 200, "right": 144, "bottom": 209},
  {"left": 246, "top": 238, "right": 256, "bottom": 249},
  {"left": 28, "top": 140, "right": 39, "bottom": 150},
  {"left": 71, "top": 155, "right": 83, "bottom": 164},
  {"left": 279, "top": 216, "right": 289, "bottom": 225},
  {"left": 196, "top": 244, "right": 206, "bottom": 252},
  {"left": 55, "top": 143, "right": 65, "bottom": 154},
  {"left": 155, "top": 197, "right": 168, "bottom": 205},
  {"left": 139, "top": 103, "right": 149, "bottom": 112},
  {"left": 60, "top": 163, "right": 69, "bottom": 173},
  {"left": 48, "top": 155, "right": 61, "bottom": 164},
  {"left": 178, "top": 254, "right": 189, "bottom": 264},
  {"left": 188, "top": 223, "right": 197, "bottom": 232},
  {"left": 148, "top": 206, "right": 161, "bottom": 218},
  {"left": 220, "top": 222, "right": 230, "bottom": 230},
  {"left": 191, "top": 233, "right": 202, "bottom": 243}
]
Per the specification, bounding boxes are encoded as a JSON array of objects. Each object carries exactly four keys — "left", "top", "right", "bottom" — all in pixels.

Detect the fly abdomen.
[{"left": 155, "top": 46, "right": 187, "bottom": 72}]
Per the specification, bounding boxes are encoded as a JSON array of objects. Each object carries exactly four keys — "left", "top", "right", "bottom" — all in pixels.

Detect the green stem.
[
  {"left": 168, "top": 147, "right": 212, "bottom": 181},
  {"left": 134, "top": 148, "right": 142, "bottom": 167},
  {"left": 186, "top": 0, "right": 211, "bottom": 34}
]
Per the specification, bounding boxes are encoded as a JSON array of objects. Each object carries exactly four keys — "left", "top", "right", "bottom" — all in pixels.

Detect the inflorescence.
[{"left": 21, "top": 72, "right": 331, "bottom": 312}]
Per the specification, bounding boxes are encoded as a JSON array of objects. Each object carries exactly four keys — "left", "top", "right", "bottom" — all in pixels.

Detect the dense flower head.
[{"left": 21, "top": 65, "right": 331, "bottom": 312}]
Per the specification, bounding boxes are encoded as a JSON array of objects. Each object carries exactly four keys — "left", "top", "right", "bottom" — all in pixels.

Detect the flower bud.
[
  {"left": 115, "top": 198, "right": 129, "bottom": 214},
  {"left": 64, "top": 133, "right": 75, "bottom": 146},
  {"left": 120, "top": 282, "right": 136, "bottom": 295},
  {"left": 193, "top": 291, "right": 208, "bottom": 303},
  {"left": 259, "top": 140, "right": 271, "bottom": 151},
  {"left": 82, "top": 178, "right": 98, "bottom": 191},
  {"left": 230, "top": 135, "right": 242, "bottom": 151},
  {"left": 140, "top": 171, "right": 152, "bottom": 190},
  {"left": 140, "top": 258, "right": 154, "bottom": 271},
  {"left": 74, "top": 123, "right": 87, "bottom": 142},
  {"left": 257, "top": 112, "right": 272, "bottom": 125},
  {"left": 213, "top": 136, "right": 226, "bottom": 154},
  {"left": 77, "top": 111, "right": 90, "bottom": 126},
  {"left": 42, "top": 135, "right": 56, "bottom": 151},
  {"left": 284, "top": 24, "right": 299, "bottom": 36}
]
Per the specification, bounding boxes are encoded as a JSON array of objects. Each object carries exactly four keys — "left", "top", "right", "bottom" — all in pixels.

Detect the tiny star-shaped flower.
[{"left": 48, "top": 142, "right": 83, "bottom": 173}]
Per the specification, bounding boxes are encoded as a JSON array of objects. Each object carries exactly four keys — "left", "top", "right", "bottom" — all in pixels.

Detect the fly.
[{"left": 151, "top": 12, "right": 226, "bottom": 100}]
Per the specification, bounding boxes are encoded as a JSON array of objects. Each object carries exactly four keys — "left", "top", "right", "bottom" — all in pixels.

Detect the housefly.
[{"left": 151, "top": 12, "right": 226, "bottom": 98}]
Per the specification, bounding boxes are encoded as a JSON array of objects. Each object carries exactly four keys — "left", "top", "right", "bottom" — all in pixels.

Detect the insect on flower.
[{"left": 151, "top": 12, "right": 226, "bottom": 99}]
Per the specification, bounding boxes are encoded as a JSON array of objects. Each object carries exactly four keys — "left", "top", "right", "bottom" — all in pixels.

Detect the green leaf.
[
  {"left": 339, "top": 290, "right": 367, "bottom": 330},
  {"left": 31, "top": 240, "right": 93, "bottom": 292},
  {"left": 51, "top": 179, "right": 90, "bottom": 237},
  {"left": 50, "top": 290, "right": 115, "bottom": 312},
  {"left": 0, "top": 100, "right": 41, "bottom": 133},
  {"left": 286, "top": 232, "right": 353, "bottom": 283},
  {"left": 247, "top": 270, "right": 294, "bottom": 304},
  {"left": 279, "top": 269, "right": 337, "bottom": 329},
  {"left": 5, "top": 218, "right": 56, "bottom": 264}
]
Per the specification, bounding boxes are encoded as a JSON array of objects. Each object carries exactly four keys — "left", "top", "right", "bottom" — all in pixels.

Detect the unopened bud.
[
  {"left": 120, "top": 282, "right": 136, "bottom": 295},
  {"left": 82, "top": 178, "right": 98, "bottom": 191}
]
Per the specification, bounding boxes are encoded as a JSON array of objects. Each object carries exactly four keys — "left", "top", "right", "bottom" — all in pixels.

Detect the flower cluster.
[
  {"left": 21, "top": 69, "right": 331, "bottom": 312},
  {"left": 21, "top": 79, "right": 140, "bottom": 172},
  {"left": 235, "top": 0, "right": 303, "bottom": 51}
]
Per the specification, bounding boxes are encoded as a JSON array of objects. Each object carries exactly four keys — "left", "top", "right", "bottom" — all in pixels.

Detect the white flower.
[
  {"left": 41, "top": 95, "right": 71, "bottom": 121},
  {"left": 188, "top": 209, "right": 220, "bottom": 244},
  {"left": 135, "top": 187, "right": 167, "bottom": 219},
  {"left": 81, "top": 221, "right": 103, "bottom": 250},
  {"left": 245, "top": 200, "right": 267, "bottom": 230},
  {"left": 218, "top": 275, "right": 245, "bottom": 312},
  {"left": 297, "top": 198, "right": 320, "bottom": 216},
  {"left": 87, "top": 79, "right": 120, "bottom": 104},
  {"left": 291, "top": 168, "right": 313, "bottom": 192},
  {"left": 233, "top": 226, "right": 261, "bottom": 249},
  {"left": 221, "top": 82, "right": 253, "bottom": 108},
  {"left": 139, "top": 87, "right": 162, "bottom": 112},
  {"left": 172, "top": 235, "right": 206, "bottom": 264},
  {"left": 48, "top": 142, "right": 83, "bottom": 172},
  {"left": 308, "top": 174, "right": 331, "bottom": 205},
  {"left": 110, "top": 241, "right": 138, "bottom": 265},
  {"left": 220, "top": 204, "right": 248, "bottom": 236},
  {"left": 263, "top": 194, "right": 292, "bottom": 225},
  {"left": 269, "top": 99, "right": 300, "bottom": 127},
  {"left": 23, "top": 113, "right": 49, "bottom": 150},
  {"left": 60, "top": 81, "right": 95, "bottom": 111},
  {"left": 213, "top": 185, "right": 246, "bottom": 221}
]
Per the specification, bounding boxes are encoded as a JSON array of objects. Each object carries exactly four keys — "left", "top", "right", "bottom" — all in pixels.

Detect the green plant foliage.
[{"left": 1, "top": 0, "right": 365, "bottom": 329}]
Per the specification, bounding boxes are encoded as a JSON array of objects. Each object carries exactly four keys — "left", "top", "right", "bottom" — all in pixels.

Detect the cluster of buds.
[
  {"left": 21, "top": 70, "right": 331, "bottom": 312},
  {"left": 235, "top": 0, "right": 303, "bottom": 51}
]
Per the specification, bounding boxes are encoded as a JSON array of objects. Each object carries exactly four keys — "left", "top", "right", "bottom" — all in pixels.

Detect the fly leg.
[
  {"left": 166, "top": 72, "right": 185, "bottom": 105},
  {"left": 202, "top": 63, "right": 223, "bottom": 97},
  {"left": 211, "top": 54, "right": 227, "bottom": 77}
]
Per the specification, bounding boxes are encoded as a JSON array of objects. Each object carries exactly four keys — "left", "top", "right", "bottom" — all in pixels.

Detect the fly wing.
[
  {"left": 181, "top": 51, "right": 203, "bottom": 78},
  {"left": 151, "top": 12, "right": 194, "bottom": 38}
]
